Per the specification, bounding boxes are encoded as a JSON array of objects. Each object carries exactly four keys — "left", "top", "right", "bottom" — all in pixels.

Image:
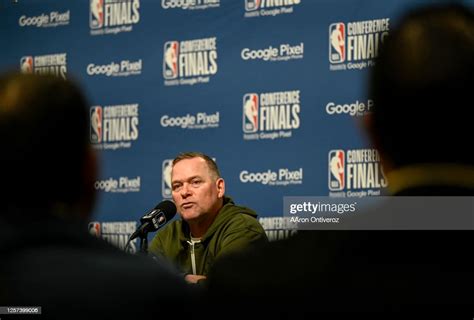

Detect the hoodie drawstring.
[{"left": 187, "top": 239, "right": 201, "bottom": 275}]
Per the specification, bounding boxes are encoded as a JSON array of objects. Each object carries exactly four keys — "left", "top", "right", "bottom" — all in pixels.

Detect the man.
[
  {"left": 0, "top": 73, "right": 195, "bottom": 319},
  {"left": 149, "top": 152, "right": 268, "bottom": 284},
  {"left": 207, "top": 4, "right": 474, "bottom": 316}
]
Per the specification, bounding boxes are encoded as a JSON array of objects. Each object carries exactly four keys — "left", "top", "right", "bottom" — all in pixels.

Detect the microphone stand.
[
  {"left": 139, "top": 234, "right": 148, "bottom": 254},
  {"left": 125, "top": 228, "right": 149, "bottom": 254}
]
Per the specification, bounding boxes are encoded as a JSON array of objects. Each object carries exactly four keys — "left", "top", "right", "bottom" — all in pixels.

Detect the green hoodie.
[{"left": 149, "top": 196, "right": 268, "bottom": 276}]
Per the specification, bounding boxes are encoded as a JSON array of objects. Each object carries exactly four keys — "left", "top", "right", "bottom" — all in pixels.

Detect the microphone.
[{"left": 129, "top": 200, "right": 177, "bottom": 241}]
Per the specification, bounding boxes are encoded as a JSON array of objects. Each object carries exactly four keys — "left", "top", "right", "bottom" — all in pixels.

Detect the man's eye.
[
  {"left": 191, "top": 180, "right": 202, "bottom": 186},
  {"left": 172, "top": 185, "right": 181, "bottom": 191}
]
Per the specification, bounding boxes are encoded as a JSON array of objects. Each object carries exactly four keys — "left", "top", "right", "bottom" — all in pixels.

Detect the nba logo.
[
  {"left": 243, "top": 93, "right": 259, "bottom": 133},
  {"left": 90, "top": 106, "right": 102, "bottom": 143},
  {"left": 162, "top": 159, "right": 173, "bottom": 198},
  {"left": 163, "top": 41, "right": 179, "bottom": 79},
  {"left": 328, "top": 150, "right": 345, "bottom": 191},
  {"left": 90, "top": 0, "right": 104, "bottom": 29},
  {"left": 88, "top": 222, "right": 101, "bottom": 237},
  {"left": 329, "top": 23, "right": 345, "bottom": 63},
  {"left": 20, "top": 56, "right": 33, "bottom": 73},
  {"left": 245, "top": 0, "right": 260, "bottom": 11}
]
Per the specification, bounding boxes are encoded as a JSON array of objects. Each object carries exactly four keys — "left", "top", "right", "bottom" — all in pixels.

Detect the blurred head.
[
  {"left": 0, "top": 72, "right": 96, "bottom": 218},
  {"left": 171, "top": 152, "right": 225, "bottom": 224},
  {"left": 367, "top": 4, "right": 474, "bottom": 170}
]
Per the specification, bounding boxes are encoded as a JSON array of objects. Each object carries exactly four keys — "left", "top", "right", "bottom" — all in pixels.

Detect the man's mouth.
[{"left": 182, "top": 202, "right": 194, "bottom": 209}]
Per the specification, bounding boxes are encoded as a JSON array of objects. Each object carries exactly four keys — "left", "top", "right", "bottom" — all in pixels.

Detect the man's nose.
[{"left": 180, "top": 183, "right": 191, "bottom": 198}]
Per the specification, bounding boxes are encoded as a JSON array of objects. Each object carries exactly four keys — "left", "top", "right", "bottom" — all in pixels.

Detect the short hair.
[
  {"left": 0, "top": 72, "right": 89, "bottom": 210},
  {"left": 172, "top": 152, "right": 221, "bottom": 180},
  {"left": 369, "top": 4, "right": 474, "bottom": 167}
]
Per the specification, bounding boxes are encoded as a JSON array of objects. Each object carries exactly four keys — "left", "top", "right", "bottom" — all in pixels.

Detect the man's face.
[{"left": 171, "top": 157, "right": 224, "bottom": 223}]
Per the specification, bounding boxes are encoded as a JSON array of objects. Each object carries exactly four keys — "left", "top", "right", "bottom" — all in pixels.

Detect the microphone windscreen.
[{"left": 155, "top": 200, "right": 177, "bottom": 221}]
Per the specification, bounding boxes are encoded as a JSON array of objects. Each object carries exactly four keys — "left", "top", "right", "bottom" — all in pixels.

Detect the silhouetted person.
[
  {"left": 207, "top": 4, "right": 474, "bottom": 318},
  {"left": 0, "top": 73, "right": 195, "bottom": 319},
  {"left": 367, "top": 4, "right": 474, "bottom": 196}
]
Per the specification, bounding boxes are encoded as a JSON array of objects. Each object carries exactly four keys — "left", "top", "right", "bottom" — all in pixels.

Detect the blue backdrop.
[{"left": 2, "top": 0, "right": 471, "bottom": 247}]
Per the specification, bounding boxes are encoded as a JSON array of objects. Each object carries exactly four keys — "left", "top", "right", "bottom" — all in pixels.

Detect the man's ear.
[
  {"left": 79, "top": 146, "right": 98, "bottom": 220},
  {"left": 216, "top": 178, "right": 225, "bottom": 198},
  {"left": 362, "top": 114, "right": 394, "bottom": 173},
  {"left": 362, "top": 113, "right": 378, "bottom": 149}
]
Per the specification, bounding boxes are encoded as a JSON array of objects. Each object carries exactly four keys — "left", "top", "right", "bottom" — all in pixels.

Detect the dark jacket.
[
  {"left": 149, "top": 196, "right": 268, "bottom": 276},
  {"left": 207, "top": 167, "right": 474, "bottom": 317},
  {"left": 0, "top": 212, "right": 196, "bottom": 320}
]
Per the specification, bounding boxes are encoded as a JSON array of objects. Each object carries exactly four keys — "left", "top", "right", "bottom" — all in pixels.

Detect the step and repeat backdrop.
[{"left": 2, "top": 0, "right": 470, "bottom": 250}]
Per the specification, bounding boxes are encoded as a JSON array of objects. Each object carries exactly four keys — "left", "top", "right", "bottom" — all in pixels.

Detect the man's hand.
[{"left": 184, "top": 274, "right": 207, "bottom": 284}]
